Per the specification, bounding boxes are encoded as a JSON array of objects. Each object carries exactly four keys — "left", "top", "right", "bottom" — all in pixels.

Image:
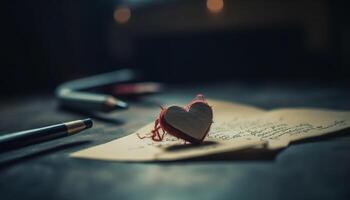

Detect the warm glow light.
[
  {"left": 114, "top": 6, "right": 131, "bottom": 24},
  {"left": 207, "top": 0, "right": 224, "bottom": 14}
]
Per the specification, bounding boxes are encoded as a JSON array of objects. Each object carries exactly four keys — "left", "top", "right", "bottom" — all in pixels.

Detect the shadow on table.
[
  {"left": 164, "top": 143, "right": 281, "bottom": 162},
  {"left": 290, "top": 128, "right": 350, "bottom": 146},
  {"left": 0, "top": 141, "right": 91, "bottom": 170},
  {"left": 1, "top": 129, "right": 349, "bottom": 167},
  {"left": 59, "top": 106, "right": 125, "bottom": 125},
  {"left": 120, "top": 97, "right": 163, "bottom": 108}
]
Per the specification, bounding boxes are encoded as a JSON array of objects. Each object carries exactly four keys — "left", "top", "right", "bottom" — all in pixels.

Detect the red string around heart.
[{"left": 137, "top": 94, "right": 209, "bottom": 142}]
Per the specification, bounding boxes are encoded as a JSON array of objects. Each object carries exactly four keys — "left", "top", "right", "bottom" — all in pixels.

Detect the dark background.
[
  {"left": 1, "top": 1, "right": 350, "bottom": 200},
  {"left": 2, "top": 0, "right": 350, "bottom": 95}
]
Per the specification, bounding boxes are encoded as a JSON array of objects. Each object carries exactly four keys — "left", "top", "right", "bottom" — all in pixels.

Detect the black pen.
[{"left": 0, "top": 119, "right": 93, "bottom": 152}]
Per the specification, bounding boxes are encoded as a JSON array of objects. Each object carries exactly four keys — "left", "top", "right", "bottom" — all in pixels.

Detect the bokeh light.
[
  {"left": 114, "top": 6, "right": 131, "bottom": 24},
  {"left": 207, "top": 0, "right": 224, "bottom": 14}
]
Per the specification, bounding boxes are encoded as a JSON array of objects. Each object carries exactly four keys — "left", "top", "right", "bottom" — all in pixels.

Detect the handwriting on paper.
[{"left": 209, "top": 118, "right": 348, "bottom": 141}]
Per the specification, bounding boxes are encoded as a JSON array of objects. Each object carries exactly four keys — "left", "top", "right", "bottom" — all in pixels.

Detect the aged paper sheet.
[{"left": 71, "top": 99, "right": 350, "bottom": 162}]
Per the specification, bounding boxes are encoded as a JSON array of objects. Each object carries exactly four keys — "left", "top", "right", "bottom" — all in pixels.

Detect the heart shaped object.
[{"left": 162, "top": 102, "right": 213, "bottom": 144}]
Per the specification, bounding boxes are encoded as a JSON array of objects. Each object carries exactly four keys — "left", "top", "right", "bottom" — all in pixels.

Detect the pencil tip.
[
  {"left": 106, "top": 96, "right": 129, "bottom": 110},
  {"left": 115, "top": 101, "right": 129, "bottom": 109}
]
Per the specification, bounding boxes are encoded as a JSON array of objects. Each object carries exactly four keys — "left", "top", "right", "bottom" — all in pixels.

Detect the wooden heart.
[{"left": 163, "top": 102, "right": 213, "bottom": 143}]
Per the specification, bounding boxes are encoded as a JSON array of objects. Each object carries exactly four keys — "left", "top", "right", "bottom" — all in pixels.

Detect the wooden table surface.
[{"left": 1, "top": 81, "right": 350, "bottom": 200}]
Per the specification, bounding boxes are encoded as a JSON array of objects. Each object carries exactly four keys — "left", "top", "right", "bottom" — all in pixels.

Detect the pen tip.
[{"left": 83, "top": 118, "right": 93, "bottom": 128}]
